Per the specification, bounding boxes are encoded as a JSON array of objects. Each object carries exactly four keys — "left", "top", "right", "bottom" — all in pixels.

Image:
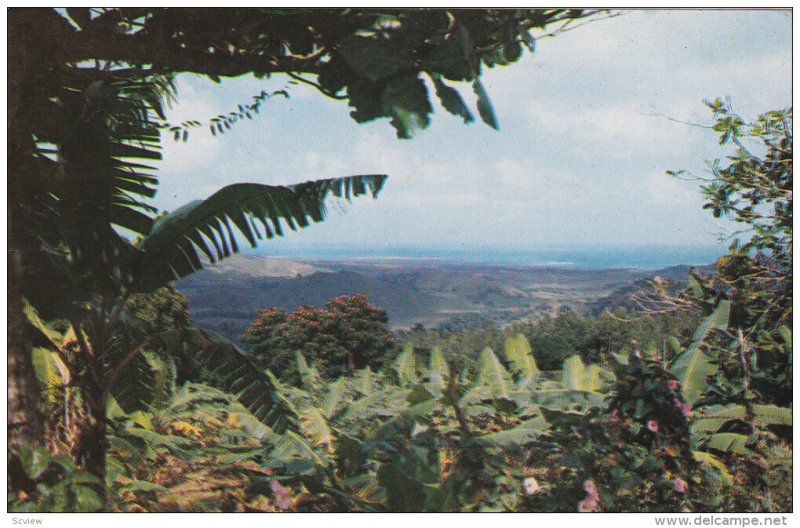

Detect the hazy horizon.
[{"left": 224, "top": 242, "right": 726, "bottom": 270}]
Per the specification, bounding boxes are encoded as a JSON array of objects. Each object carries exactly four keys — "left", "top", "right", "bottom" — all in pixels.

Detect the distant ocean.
[{"left": 259, "top": 244, "right": 726, "bottom": 270}]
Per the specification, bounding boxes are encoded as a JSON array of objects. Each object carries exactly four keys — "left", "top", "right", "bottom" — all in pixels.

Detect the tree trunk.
[
  {"left": 75, "top": 387, "right": 107, "bottom": 507},
  {"left": 8, "top": 9, "right": 50, "bottom": 456},
  {"left": 7, "top": 250, "right": 47, "bottom": 454},
  {"left": 77, "top": 406, "right": 107, "bottom": 480}
]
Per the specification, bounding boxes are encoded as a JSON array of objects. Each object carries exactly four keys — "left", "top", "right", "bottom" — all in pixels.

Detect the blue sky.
[{"left": 154, "top": 9, "right": 791, "bottom": 255}]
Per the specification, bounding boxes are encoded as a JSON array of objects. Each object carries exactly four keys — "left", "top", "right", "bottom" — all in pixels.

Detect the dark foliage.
[{"left": 242, "top": 294, "right": 398, "bottom": 381}]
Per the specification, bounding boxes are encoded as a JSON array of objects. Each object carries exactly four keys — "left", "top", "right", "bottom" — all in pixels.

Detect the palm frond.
[
  {"left": 134, "top": 174, "right": 386, "bottom": 291},
  {"left": 428, "top": 347, "right": 449, "bottom": 379},
  {"left": 670, "top": 299, "right": 730, "bottom": 405},
  {"left": 353, "top": 367, "right": 376, "bottom": 396},
  {"left": 479, "top": 415, "right": 550, "bottom": 446},
  {"left": 110, "top": 350, "right": 177, "bottom": 414},
  {"left": 295, "top": 351, "right": 323, "bottom": 392},
  {"left": 503, "top": 334, "right": 539, "bottom": 386},
  {"left": 300, "top": 407, "right": 334, "bottom": 452},
  {"left": 180, "top": 328, "right": 299, "bottom": 434},
  {"left": 473, "top": 348, "right": 511, "bottom": 399},
  {"left": 322, "top": 377, "right": 347, "bottom": 419},
  {"left": 20, "top": 71, "right": 171, "bottom": 310},
  {"left": 393, "top": 343, "right": 416, "bottom": 385},
  {"left": 340, "top": 387, "right": 410, "bottom": 422}
]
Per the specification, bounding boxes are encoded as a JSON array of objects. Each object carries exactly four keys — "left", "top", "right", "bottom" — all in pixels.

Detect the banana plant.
[
  {"left": 670, "top": 299, "right": 731, "bottom": 405},
  {"left": 17, "top": 69, "right": 387, "bottom": 502},
  {"left": 256, "top": 337, "right": 635, "bottom": 512},
  {"left": 691, "top": 402, "right": 791, "bottom": 462},
  {"left": 503, "top": 334, "right": 540, "bottom": 388},
  {"left": 516, "top": 355, "right": 614, "bottom": 414}
]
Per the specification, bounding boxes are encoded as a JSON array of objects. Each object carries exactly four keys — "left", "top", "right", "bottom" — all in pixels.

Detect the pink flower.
[
  {"left": 680, "top": 403, "right": 692, "bottom": 418},
  {"left": 673, "top": 477, "right": 688, "bottom": 494},
  {"left": 269, "top": 480, "right": 292, "bottom": 510},
  {"left": 667, "top": 380, "right": 679, "bottom": 391},
  {"left": 646, "top": 420, "right": 659, "bottom": 433},
  {"left": 609, "top": 409, "right": 621, "bottom": 422},
  {"left": 578, "top": 480, "right": 600, "bottom": 512},
  {"left": 523, "top": 477, "right": 541, "bottom": 496},
  {"left": 583, "top": 480, "right": 599, "bottom": 499}
]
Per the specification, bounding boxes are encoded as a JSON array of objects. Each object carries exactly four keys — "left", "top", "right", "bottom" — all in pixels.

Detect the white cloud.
[
  {"left": 523, "top": 100, "right": 696, "bottom": 156},
  {"left": 159, "top": 80, "right": 224, "bottom": 173},
  {"left": 148, "top": 10, "right": 789, "bottom": 248},
  {"left": 643, "top": 169, "right": 697, "bottom": 206}
]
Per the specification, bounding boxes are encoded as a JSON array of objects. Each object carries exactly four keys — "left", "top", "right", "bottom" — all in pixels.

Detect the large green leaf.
[
  {"left": 693, "top": 403, "right": 792, "bottom": 437},
  {"left": 474, "top": 348, "right": 511, "bottom": 399},
  {"left": 431, "top": 74, "right": 474, "bottom": 124},
  {"left": 394, "top": 343, "right": 417, "bottom": 385},
  {"left": 559, "top": 355, "right": 613, "bottom": 392},
  {"left": 166, "top": 382, "right": 231, "bottom": 410},
  {"left": 364, "top": 399, "right": 439, "bottom": 449},
  {"left": 381, "top": 74, "right": 432, "bottom": 139},
  {"left": 176, "top": 328, "right": 300, "bottom": 433},
  {"left": 295, "top": 351, "right": 322, "bottom": 391},
  {"left": 267, "top": 430, "right": 328, "bottom": 472},
  {"left": 473, "top": 79, "right": 498, "bottom": 130},
  {"left": 752, "top": 404, "right": 792, "bottom": 426},
  {"left": 322, "top": 377, "right": 347, "bottom": 419},
  {"left": 353, "top": 366, "right": 376, "bottom": 396},
  {"left": 110, "top": 349, "right": 177, "bottom": 415},
  {"left": 479, "top": 415, "right": 550, "bottom": 446},
  {"left": 692, "top": 404, "right": 748, "bottom": 434},
  {"left": 560, "top": 355, "right": 585, "bottom": 390},
  {"left": 119, "top": 426, "right": 196, "bottom": 459},
  {"left": 18, "top": 446, "right": 51, "bottom": 480},
  {"left": 341, "top": 387, "right": 410, "bottom": 421},
  {"left": 531, "top": 389, "right": 607, "bottom": 411},
  {"left": 300, "top": 407, "right": 334, "bottom": 452},
  {"left": 429, "top": 346, "right": 450, "bottom": 378},
  {"left": 135, "top": 174, "right": 386, "bottom": 290},
  {"left": 693, "top": 451, "right": 734, "bottom": 486},
  {"left": 706, "top": 432, "right": 754, "bottom": 456},
  {"left": 31, "top": 347, "right": 71, "bottom": 402},
  {"left": 671, "top": 300, "right": 730, "bottom": 405},
  {"left": 23, "top": 302, "right": 64, "bottom": 348},
  {"left": 503, "top": 334, "right": 539, "bottom": 386},
  {"left": 584, "top": 364, "right": 613, "bottom": 392}
]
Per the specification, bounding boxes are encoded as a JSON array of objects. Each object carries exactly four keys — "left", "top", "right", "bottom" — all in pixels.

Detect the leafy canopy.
[
  {"left": 669, "top": 100, "right": 792, "bottom": 406},
  {"left": 11, "top": 8, "right": 603, "bottom": 138},
  {"left": 242, "top": 294, "right": 397, "bottom": 381}
]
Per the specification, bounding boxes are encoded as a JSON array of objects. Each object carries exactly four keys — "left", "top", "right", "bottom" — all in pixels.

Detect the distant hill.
[
  {"left": 588, "top": 264, "right": 717, "bottom": 315},
  {"left": 198, "top": 254, "right": 329, "bottom": 278},
  {"left": 175, "top": 254, "right": 714, "bottom": 343},
  {"left": 178, "top": 266, "right": 475, "bottom": 341}
]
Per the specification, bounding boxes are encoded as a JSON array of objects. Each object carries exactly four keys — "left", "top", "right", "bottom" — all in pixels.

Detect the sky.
[{"left": 154, "top": 9, "right": 792, "bottom": 257}]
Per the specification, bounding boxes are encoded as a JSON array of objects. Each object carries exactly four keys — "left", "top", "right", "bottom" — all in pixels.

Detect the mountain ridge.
[{"left": 176, "top": 254, "right": 717, "bottom": 343}]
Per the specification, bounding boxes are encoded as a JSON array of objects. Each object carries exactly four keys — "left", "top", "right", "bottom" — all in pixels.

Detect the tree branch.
[{"left": 285, "top": 71, "right": 347, "bottom": 100}]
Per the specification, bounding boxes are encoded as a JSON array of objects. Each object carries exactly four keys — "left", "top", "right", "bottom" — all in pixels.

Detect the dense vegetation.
[
  {"left": 7, "top": 8, "right": 791, "bottom": 514},
  {"left": 242, "top": 294, "right": 398, "bottom": 382},
  {"left": 10, "top": 7, "right": 594, "bottom": 503},
  {"left": 398, "top": 307, "right": 702, "bottom": 372}
]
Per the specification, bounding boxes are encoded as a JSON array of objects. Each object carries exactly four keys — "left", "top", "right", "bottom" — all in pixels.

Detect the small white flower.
[{"left": 523, "top": 477, "right": 541, "bottom": 496}]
